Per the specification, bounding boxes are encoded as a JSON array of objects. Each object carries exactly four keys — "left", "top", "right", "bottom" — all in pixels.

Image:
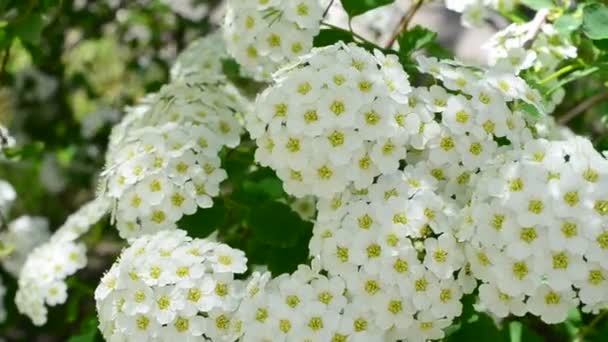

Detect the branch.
[
  {"left": 385, "top": 0, "right": 425, "bottom": 49},
  {"left": 320, "top": 22, "right": 386, "bottom": 52},
  {"left": 559, "top": 90, "right": 608, "bottom": 125},
  {"left": 575, "top": 310, "right": 608, "bottom": 342},
  {"left": 323, "top": 0, "right": 335, "bottom": 18},
  {"left": 523, "top": 9, "right": 549, "bottom": 49}
]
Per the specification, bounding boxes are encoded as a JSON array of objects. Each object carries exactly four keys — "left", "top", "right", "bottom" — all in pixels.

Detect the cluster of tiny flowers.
[
  {"left": 15, "top": 198, "right": 110, "bottom": 326},
  {"left": 0, "top": 215, "right": 50, "bottom": 276},
  {"left": 445, "top": 0, "right": 516, "bottom": 27},
  {"left": 460, "top": 137, "right": 608, "bottom": 323},
  {"left": 484, "top": 22, "right": 577, "bottom": 74},
  {"left": 302, "top": 170, "right": 473, "bottom": 341},
  {"left": 247, "top": 42, "right": 415, "bottom": 198},
  {"left": 483, "top": 20, "right": 577, "bottom": 111},
  {"left": 170, "top": 31, "right": 228, "bottom": 83},
  {"left": 95, "top": 229, "right": 247, "bottom": 341},
  {"left": 101, "top": 42, "right": 248, "bottom": 239},
  {"left": 223, "top": 0, "right": 323, "bottom": 80},
  {"left": 400, "top": 56, "right": 541, "bottom": 204}
]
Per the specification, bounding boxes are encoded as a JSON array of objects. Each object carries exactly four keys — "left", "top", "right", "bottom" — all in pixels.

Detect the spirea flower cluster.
[
  {"left": 0, "top": 215, "right": 50, "bottom": 276},
  {"left": 485, "top": 22, "right": 577, "bottom": 74},
  {"left": 483, "top": 20, "right": 577, "bottom": 111},
  {"left": 247, "top": 43, "right": 414, "bottom": 197},
  {"left": 461, "top": 137, "right": 608, "bottom": 323},
  {"left": 95, "top": 229, "right": 247, "bottom": 341},
  {"left": 223, "top": 0, "right": 323, "bottom": 80},
  {"left": 101, "top": 36, "right": 249, "bottom": 240},
  {"left": 15, "top": 198, "right": 110, "bottom": 326},
  {"left": 249, "top": 41, "right": 544, "bottom": 199},
  {"left": 309, "top": 170, "right": 471, "bottom": 341},
  {"left": 413, "top": 56, "right": 545, "bottom": 203},
  {"left": 170, "top": 31, "right": 228, "bottom": 83}
]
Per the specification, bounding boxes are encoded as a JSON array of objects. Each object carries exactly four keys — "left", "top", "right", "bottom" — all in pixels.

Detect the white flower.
[
  {"left": 15, "top": 198, "right": 109, "bottom": 326},
  {"left": 101, "top": 78, "right": 249, "bottom": 239},
  {"left": 0, "top": 215, "right": 50, "bottom": 276},
  {"left": 527, "top": 285, "right": 579, "bottom": 324},
  {"left": 465, "top": 137, "right": 608, "bottom": 323},
  {"left": 249, "top": 42, "right": 417, "bottom": 198},
  {"left": 223, "top": 0, "right": 322, "bottom": 80},
  {"left": 95, "top": 230, "right": 247, "bottom": 341}
]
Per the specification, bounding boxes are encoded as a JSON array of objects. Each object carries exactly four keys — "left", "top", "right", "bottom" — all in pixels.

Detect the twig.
[
  {"left": 320, "top": 22, "right": 385, "bottom": 51},
  {"left": 322, "top": 0, "right": 335, "bottom": 18},
  {"left": 523, "top": 9, "right": 550, "bottom": 49},
  {"left": 559, "top": 90, "right": 608, "bottom": 125},
  {"left": 385, "top": 0, "right": 425, "bottom": 49},
  {"left": 575, "top": 310, "right": 608, "bottom": 342}
]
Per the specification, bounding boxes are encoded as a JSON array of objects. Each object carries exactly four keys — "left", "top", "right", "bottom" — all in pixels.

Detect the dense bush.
[{"left": 0, "top": 0, "right": 607, "bottom": 341}]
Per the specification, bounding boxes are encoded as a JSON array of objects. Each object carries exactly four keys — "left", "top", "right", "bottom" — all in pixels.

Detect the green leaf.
[
  {"left": 520, "top": 102, "right": 543, "bottom": 118},
  {"left": 2, "top": 141, "right": 45, "bottom": 160},
  {"left": 446, "top": 312, "right": 506, "bottom": 341},
  {"left": 397, "top": 25, "right": 437, "bottom": 58},
  {"left": 178, "top": 199, "right": 226, "bottom": 238},
  {"left": 508, "top": 321, "right": 544, "bottom": 342},
  {"left": 247, "top": 201, "right": 309, "bottom": 248},
  {"left": 242, "top": 177, "right": 285, "bottom": 200},
  {"left": 520, "top": 0, "right": 555, "bottom": 10},
  {"left": 340, "top": 0, "right": 395, "bottom": 18},
  {"left": 583, "top": 3, "right": 608, "bottom": 40},
  {"left": 555, "top": 13, "right": 583, "bottom": 34},
  {"left": 313, "top": 28, "right": 355, "bottom": 47},
  {"left": 67, "top": 316, "right": 100, "bottom": 342},
  {"left": 12, "top": 14, "right": 45, "bottom": 45}
]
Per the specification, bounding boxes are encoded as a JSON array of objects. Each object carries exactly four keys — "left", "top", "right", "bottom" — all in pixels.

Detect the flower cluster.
[
  {"left": 445, "top": 0, "right": 516, "bottom": 27},
  {"left": 223, "top": 0, "right": 323, "bottom": 80},
  {"left": 413, "top": 56, "right": 544, "bottom": 203},
  {"left": 484, "top": 22, "right": 577, "bottom": 74},
  {"left": 309, "top": 170, "right": 471, "bottom": 340},
  {"left": 95, "top": 229, "right": 247, "bottom": 341},
  {"left": 483, "top": 20, "right": 577, "bottom": 112},
  {"left": 0, "top": 215, "right": 50, "bottom": 276},
  {"left": 101, "top": 33, "right": 249, "bottom": 239},
  {"left": 461, "top": 137, "right": 608, "bottom": 323},
  {"left": 247, "top": 43, "right": 414, "bottom": 198},
  {"left": 170, "top": 31, "right": 228, "bottom": 83},
  {"left": 101, "top": 82, "right": 246, "bottom": 239},
  {"left": 15, "top": 198, "right": 110, "bottom": 326}
]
